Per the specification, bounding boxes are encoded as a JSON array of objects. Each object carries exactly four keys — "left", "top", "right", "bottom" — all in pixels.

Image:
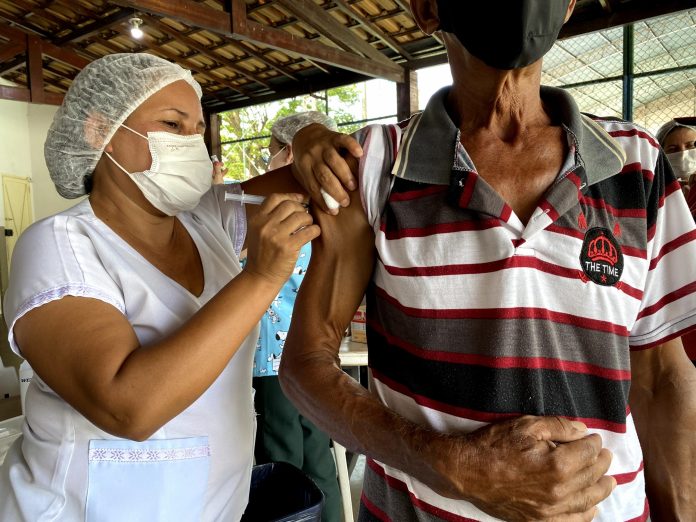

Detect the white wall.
[{"left": 0, "top": 86, "right": 80, "bottom": 223}]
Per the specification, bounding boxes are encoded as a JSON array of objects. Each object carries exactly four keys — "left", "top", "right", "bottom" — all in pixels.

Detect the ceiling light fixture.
[{"left": 129, "top": 17, "right": 144, "bottom": 39}]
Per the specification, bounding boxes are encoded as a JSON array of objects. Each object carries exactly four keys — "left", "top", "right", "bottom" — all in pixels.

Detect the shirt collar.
[{"left": 392, "top": 85, "right": 626, "bottom": 186}]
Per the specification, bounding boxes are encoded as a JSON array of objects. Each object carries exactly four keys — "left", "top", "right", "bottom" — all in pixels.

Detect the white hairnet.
[
  {"left": 271, "top": 111, "right": 338, "bottom": 145},
  {"left": 656, "top": 117, "right": 696, "bottom": 147},
  {"left": 45, "top": 53, "right": 202, "bottom": 198}
]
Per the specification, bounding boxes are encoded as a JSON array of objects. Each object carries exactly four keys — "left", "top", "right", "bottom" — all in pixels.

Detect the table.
[
  {"left": 0, "top": 415, "right": 23, "bottom": 466},
  {"left": 335, "top": 337, "right": 368, "bottom": 522},
  {"left": 338, "top": 337, "right": 368, "bottom": 368}
]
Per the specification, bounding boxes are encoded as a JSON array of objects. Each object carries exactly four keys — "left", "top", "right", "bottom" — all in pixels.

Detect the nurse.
[{"left": 0, "top": 53, "right": 319, "bottom": 521}]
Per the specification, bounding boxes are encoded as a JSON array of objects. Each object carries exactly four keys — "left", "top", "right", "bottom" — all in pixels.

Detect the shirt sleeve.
[
  {"left": 628, "top": 150, "right": 696, "bottom": 349},
  {"left": 353, "top": 124, "right": 402, "bottom": 232},
  {"left": 3, "top": 214, "right": 125, "bottom": 357},
  {"left": 194, "top": 184, "right": 247, "bottom": 257}
]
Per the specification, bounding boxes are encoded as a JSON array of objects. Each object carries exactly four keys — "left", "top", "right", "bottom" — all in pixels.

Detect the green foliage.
[{"left": 219, "top": 84, "right": 363, "bottom": 181}]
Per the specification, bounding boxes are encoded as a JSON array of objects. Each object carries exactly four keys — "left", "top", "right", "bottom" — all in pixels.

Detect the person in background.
[
  {"left": 0, "top": 53, "right": 319, "bottom": 521},
  {"left": 281, "top": 1, "right": 696, "bottom": 520},
  {"left": 656, "top": 117, "right": 696, "bottom": 205},
  {"left": 657, "top": 116, "right": 696, "bottom": 366},
  {"left": 254, "top": 111, "right": 343, "bottom": 522}
]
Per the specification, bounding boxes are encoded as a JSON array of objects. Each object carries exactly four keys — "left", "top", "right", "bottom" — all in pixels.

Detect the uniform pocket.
[{"left": 86, "top": 437, "right": 210, "bottom": 522}]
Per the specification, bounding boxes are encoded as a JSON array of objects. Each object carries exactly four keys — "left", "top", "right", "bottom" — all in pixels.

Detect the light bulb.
[{"left": 129, "top": 17, "right": 144, "bottom": 39}]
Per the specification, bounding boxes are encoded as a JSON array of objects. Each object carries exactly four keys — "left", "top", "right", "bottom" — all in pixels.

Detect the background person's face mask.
[
  {"left": 436, "top": 0, "right": 571, "bottom": 70},
  {"left": 105, "top": 124, "right": 213, "bottom": 216},
  {"left": 667, "top": 148, "right": 696, "bottom": 181}
]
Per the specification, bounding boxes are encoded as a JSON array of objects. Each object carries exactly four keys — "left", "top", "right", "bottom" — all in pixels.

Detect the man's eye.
[{"left": 163, "top": 121, "right": 179, "bottom": 129}]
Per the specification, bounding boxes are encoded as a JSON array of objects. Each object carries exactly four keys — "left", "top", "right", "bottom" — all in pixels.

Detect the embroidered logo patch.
[{"left": 580, "top": 227, "right": 623, "bottom": 286}]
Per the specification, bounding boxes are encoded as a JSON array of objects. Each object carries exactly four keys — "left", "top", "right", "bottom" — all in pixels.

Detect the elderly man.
[{"left": 281, "top": 1, "right": 696, "bottom": 521}]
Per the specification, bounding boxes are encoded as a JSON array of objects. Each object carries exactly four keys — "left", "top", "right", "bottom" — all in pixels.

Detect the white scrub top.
[{"left": 0, "top": 184, "right": 257, "bottom": 522}]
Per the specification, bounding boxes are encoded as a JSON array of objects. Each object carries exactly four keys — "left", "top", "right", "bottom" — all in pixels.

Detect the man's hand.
[
  {"left": 291, "top": 122, "right": 363, "bottom": 214},
  {"left": 428, "top": 416, "right": 615, "bottom": 521}
]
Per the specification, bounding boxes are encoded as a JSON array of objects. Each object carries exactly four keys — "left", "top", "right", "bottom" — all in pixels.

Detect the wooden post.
[
  {"left": 396, "top": 68, "right": 418, "bottom": 122},
  {"left": 26, "top": 35, "right": 44, "bottom": 104},
  {"left": 205, "top": 112, "right": 222, "bottom": 161}
]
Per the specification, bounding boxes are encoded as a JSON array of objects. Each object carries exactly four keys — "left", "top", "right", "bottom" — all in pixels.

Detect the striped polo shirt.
[{"left": 354, "top": 86, "right": 696, "bottom": 522}]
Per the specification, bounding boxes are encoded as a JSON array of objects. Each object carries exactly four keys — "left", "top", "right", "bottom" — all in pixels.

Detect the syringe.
[{"left": 224, "top": 192, "right": 265, "bottom": 205}]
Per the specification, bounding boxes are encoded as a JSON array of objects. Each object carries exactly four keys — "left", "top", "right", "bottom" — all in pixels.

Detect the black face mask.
[{"left": 437, "top": 0, "right": 571, "bottom": 70}]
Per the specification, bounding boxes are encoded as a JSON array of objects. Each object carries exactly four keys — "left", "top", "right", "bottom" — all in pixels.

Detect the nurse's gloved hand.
[
  {"left": 244, "top": 193, "right": 320, "bottom": 286},
  {"left": 291, "top": 123, "right": 363, "bottom": 215}
]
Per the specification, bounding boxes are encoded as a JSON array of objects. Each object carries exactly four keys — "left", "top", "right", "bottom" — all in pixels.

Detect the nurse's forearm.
[{"left": 109, "top": 269, "right": 282, "bottom": 440}]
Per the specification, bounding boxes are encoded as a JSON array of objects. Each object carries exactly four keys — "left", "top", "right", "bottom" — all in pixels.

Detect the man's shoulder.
[{"left": 582, "top": 113, "right": 660, "bottom": 149}]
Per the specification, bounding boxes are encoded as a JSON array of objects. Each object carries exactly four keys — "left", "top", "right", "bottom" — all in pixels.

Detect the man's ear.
[
  {"left": 564, "top": 0, "right": 577, "bottom": 23},
  {"left": 285, "top": 144, "right": 294, "bottom": 165},
  {"left": 410, "top": 0, "right": 440, "bottom": 35}
]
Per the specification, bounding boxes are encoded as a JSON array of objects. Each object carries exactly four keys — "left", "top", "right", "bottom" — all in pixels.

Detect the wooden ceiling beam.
[
  {"left": 0, "top": 12, "right": 49, "bottom": 38},
  {"left": 0, "top": 41, "right": 24, "bottom": 63},
  {"left": 103, "top": 29, "right": 255, "bottom": 99},
  {"left": 225, "top": 40, "right": 299, "bottom": 82},
  {"left": 140, "top": 14, "right": 273, "bottom": 90},
  {"left": 10, "top": 0, "right": 67, "bottom": 28},
  {"left": 0, "top": 22, "right": 90, "bottom": 70},
  {"left": 0, "top": 84, "right": 30, "bottom": 102},
  {"left": 0, "top": 82, "right": 64, "bottom": 105},
  {"left": 109, "top": 0, "right": 230, "bottom": 34},
  {"left": 275, "top": 0, "right": 397, "bottom": 69},
  {"left": 53, "top": 10, "right": 134, "bottom": 45},
  {"left": 109, "top": 0, "right": 404, "bottom": 82},
  {"left": 41, "top": 40, "right": 90, "bottom": 70},
  {"left": 331, "top": 0, "right": 413, "bottom": 60}
]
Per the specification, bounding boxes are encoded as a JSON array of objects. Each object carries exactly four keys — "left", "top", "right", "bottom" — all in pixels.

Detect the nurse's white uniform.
[{"left": 0, "top": 184, "right": 257, "bottom": 521}]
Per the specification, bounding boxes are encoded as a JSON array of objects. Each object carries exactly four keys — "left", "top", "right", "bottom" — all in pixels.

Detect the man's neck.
[{"left": 445, "top": 41, "right": 553, "bottom": 141}]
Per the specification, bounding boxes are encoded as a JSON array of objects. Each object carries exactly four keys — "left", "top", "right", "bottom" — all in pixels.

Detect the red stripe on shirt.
[
  {"left": 621, "top": 161, "right": 654, "bottom": 182},
  {"left": 366, "top": 459, "right": 481, "bottom": 522},
  {"left": 635, "top": 280, "right": 696, "bottom": 320},
  {"left": 368, "top": 319, "right": 632, "bottom": 380},
  {"left": 458, "top": 172, "right": 477, "bottom": 208},
  {"left": 582, "top": 196, "right": 647, "bottom": 218},
  {"left": 539, "top": 200, "right": 559, "bottom": 222},
  {"left": 609, "top": 129, "right": 660, "bottom": 149},
  {"left": 648, "top": 229, "right": 696, "bottom": 270},
  {"left": 624, "top": 499, "right": 650, "bottom": 522},
  {"left": 382, "top": 256, "right": 643, "bottom": 300},
  {"left": 372, "top": 370, "right": 628, "bottom": 432},
  {"left": 380, "top": 217, "right": 502, "bottom": 239},
  {"left": 547, "top": 225, "right": 648, "bottom": 260},
  {"left": 613, "top": 461, "right": 644, "bottom": 485},
  {"left": 390, "top": 185, "right": 448, "bottom": 202},
  {"left": 375, "top": 286, "right": 631, "bottom": 336}
]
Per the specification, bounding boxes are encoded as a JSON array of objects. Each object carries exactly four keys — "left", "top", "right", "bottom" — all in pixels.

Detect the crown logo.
[{"left": 587, "top": 234, "right": 618, "bottom": 265}]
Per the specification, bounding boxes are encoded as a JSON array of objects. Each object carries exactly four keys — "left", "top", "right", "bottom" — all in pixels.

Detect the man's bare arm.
[
  {"left": 280, "top": 182, "right": 615, "bottom": 521},
  {"left": 630, "top": 337, "right": 696, "bottom": 520}
]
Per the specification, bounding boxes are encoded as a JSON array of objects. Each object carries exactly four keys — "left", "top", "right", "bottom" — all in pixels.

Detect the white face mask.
[
  {"left": 105, "top": 124, "right": 213, "bottom": 216},
  {"left": 266, "top": 145, "right": 288, "bottom": 171},
  {"left": 666, "top": 148, "right": 696, "bottom": 181}
]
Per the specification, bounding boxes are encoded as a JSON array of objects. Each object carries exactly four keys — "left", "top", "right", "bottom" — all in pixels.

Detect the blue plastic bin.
[{"left": 241, "top": 462, "right": 324, "bottom": 521}]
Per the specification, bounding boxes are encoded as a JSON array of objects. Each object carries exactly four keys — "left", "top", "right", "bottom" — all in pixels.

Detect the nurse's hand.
[
  {"left": 291, "top": 123, "right": 362, "bottom": 215},
  {"left": 244, "top": 193, "right": 319, "bottom": 285}
]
